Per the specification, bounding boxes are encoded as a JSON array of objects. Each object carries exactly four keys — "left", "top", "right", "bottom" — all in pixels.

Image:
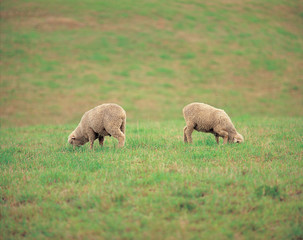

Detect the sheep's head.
[
  {"left": 233, "top": 133, "right": 244, "bottom": 143},
  {"left": 68, "top": 132, "right": 88, "bottom": 146}
]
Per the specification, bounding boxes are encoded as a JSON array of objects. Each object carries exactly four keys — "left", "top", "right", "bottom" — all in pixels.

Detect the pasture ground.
[
  {"left": 0, "top": 0, "right": 303, "bottom": 239},
  {"left": 1, "top": 118, "right": 303, "bottom": 239}
]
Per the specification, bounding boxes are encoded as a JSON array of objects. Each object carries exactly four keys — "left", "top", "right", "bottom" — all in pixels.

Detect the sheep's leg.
[
  {"left": 185, "top": 124, "right": 194, "bottom": 144},
  {"left": 214, "top": 129, "right": 228, "bottom": 144},
  {"left": 98, "top": 136, "right": 104, "bottom": 146},
  {"left": 107, "top": 128, "right": 125, "bottom": 148},
  {"left": 215, "top": 134, "right": 220, "bottom": 144},
  {"left": 87, "top": 128, "right": 97, "bottom": 150},
  {"left": 183, "top": 126, "right": 188, "bottom": 143},
  {"left": 223, "top": 135, "right": 228, "bottom": 144}
]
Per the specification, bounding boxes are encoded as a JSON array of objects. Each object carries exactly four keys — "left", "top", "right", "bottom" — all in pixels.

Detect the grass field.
[
  {"left": 1, "top": 118, "right": 303, "bottom": 239},
  {"left": 1, "top": 0, "right": 303, "bottom": 239}
]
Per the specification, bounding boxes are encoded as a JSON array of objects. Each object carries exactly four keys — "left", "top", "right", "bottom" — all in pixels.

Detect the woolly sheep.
[
  {"left": 183, "top": 102, "right": 244, "bottom": 144},
  {"left": 68, "top": 103, "right": 126, "bottom": 149}
]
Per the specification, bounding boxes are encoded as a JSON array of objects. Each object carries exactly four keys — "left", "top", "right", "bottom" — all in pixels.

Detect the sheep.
[
  {"left": 68, "top": 103, "right": 126, "bottom": 149},
  {"left": 183, "top": 102, "right": 244, "bottom": 144}
]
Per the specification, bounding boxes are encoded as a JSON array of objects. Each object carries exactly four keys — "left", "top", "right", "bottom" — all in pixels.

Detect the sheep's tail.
[{"left": 120, "top": 117, "right": 126, "bottom": 134}]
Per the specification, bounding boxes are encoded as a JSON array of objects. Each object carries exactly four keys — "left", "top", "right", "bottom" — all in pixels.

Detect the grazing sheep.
[
  {"left": 68, "top": 103, "right": 126, "bottom": 149},
  {"left": 183, "top": 102, "right": 244, "bottom": 144}
]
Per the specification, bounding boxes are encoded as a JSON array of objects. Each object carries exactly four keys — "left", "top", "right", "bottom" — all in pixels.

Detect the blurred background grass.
[{"left": 0, "top": 0, "right": 302, "bottom": 126}]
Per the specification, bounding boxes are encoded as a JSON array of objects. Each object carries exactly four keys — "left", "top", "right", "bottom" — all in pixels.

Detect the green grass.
[
  {"left": 1, "top": 118, "right": 302, "bottom": 239},
  {"left": 0, "top": 0, "right": 303, "bottom": 238}
]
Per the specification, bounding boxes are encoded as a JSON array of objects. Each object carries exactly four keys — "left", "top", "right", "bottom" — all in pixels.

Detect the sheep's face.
[
  {"left": 68, "top": 133, "right": 88, "bottom": 146},
  {"left": 233, "top": 133, "right": 244, "bottom": 143}
]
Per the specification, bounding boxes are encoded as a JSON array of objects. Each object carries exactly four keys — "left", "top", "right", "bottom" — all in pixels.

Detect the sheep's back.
[
  {"left": 81, "top": 104, "right": 125, "bottom": 131},
  {"left": 183, "top": 103, "right": 217, "bottom": 119},
  {"left": 183, "top": 103, "right": 228, "bottom": 131}
]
